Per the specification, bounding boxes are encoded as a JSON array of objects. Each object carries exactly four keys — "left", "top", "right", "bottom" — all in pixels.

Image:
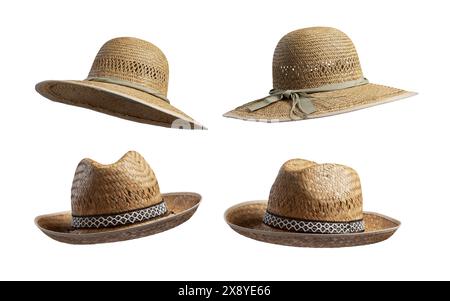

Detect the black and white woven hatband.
[
  {"left": 263, "top": 211, "right": 365, "bottom": 234},
  {"left": 71, "top": 201, "right": 168, "bottom": 229}
]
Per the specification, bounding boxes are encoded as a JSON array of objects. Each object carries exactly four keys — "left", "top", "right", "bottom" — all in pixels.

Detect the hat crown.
[
  {"left": 88, "top": 37, "right": 169, "bottom": 96},
  {"left": 71, "top": 151, "right": 162, "bottom": 216},
  {"left": 268, "top": 159, "right": 363, "bottom": 222},
  {"left": 272, "top": 27, "right": 363, "bottom": 90}
]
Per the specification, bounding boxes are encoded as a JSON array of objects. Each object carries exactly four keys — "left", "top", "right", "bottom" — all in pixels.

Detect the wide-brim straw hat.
[
  {"left": 35, "top": 151, "right": 202, "bottom": 244},
  {"left": 224, "top": 27, "right": 416, "bottom": 122},
  {"left": 36, "top": 37, "right": 205, "bottom": 129},
  {"left": 224, "top": 159, "right": 400, "bottom": 248}
]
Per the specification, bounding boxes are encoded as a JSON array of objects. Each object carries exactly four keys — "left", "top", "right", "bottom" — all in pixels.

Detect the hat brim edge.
[
  {"left": 36, "top": 80, "right": 206, "bottom": 130},
  {"left": 35, "top": 192, "right": 201, "bottom": 244},
  {"left": 224, "top": 201, "right": 401, "bottom": 248},
  {"left": 223, "top": 86, "right": 417, "bottom": 122}
]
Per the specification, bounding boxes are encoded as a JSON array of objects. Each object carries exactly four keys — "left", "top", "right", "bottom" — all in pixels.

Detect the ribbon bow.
[{"left": 246, "top": 78, "right": 369, "bottom": 120}]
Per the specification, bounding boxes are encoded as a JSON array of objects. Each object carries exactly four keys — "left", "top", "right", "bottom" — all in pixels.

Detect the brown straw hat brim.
[
  {"left": 224, "top": 83, "right": 416, "bottom": 122},
  {"left": 36, "top": 80, "right": 205, "bottom": 129},
  {"left": 225, "top": 201, "right": 400, "bottom": 248},
  {"left": 35, "top": 192, "right": 201, "bottom": 245}
]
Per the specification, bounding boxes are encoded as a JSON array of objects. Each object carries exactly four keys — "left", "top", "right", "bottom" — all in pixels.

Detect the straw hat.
[
  {"left": 36, "top": 37, "right": 205, "bottom": 129},
  {"left": 225, "top": 159, "right": 400, "bottom": 248},
  {"left": 224, "top": 27, "right": 416, "bottom": 122},
  {"left": 35, "top": 151, "right": 201, "bottom": 244}
]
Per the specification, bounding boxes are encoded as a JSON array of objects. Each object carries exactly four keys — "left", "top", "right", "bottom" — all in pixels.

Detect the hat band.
[
  {"left": 246, "top": 77, "right": 369, "bottom": 120},
  {"left": 86, "top": 77, "right": 170, "bottom": 103},
  {"left": 71, "top": 201, "right": 168, "bottom": 229},
  {"left": 263, "top": 211, "right": 365, "bottom": 234}
]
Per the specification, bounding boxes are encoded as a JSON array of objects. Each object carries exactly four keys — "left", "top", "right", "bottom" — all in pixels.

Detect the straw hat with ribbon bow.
[
  {"left": 225, "top": 159, "right": 400, "bottom": 248},
  {"left": 36, "top": 37, "right": 205, "bottom": 129},
  {"left": 35, "top": 151, "right": 202, "bottom": 244},
  {"left": 224, "top": 27, "right": 416, "bottom": 122}
]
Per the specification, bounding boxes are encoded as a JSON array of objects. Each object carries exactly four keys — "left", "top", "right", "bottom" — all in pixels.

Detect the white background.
[{"left": 0, "top": 0, "right": 448, "bottom": 281}]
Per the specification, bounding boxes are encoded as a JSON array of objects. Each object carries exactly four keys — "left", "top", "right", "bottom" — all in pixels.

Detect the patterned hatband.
[
  {"left": 263, "top": 211, "right": 365, "bottom": 234},
  {"left": 71, "top": 201, "right": 168, "bottom": 229}
]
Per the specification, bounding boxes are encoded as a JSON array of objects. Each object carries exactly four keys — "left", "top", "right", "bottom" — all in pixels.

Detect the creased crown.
[
  {"left": 272, "top": 27, "right": 363, "bottom": 90},
  {"left": 267, "top": 159, "right": 363, "bottom": 222},
  {"left": 88, "top": 37, "right": 169, "bottom": 95},
  {"left": 71, "top": 151, "right": 162, "bottom": 216}
]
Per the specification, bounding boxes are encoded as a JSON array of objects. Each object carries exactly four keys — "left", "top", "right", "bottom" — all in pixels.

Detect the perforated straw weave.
[
  {"left": 224, "top": 27, "right": 416, "bottom": 122},
  {"left": 36, "top": 37, "right": 205, "bottom": 129},
  {"left": 272, "top": 27, "right": 363, "bottom": 90}
]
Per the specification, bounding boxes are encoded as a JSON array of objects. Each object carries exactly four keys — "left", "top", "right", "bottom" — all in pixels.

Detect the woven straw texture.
[
  {"left": 224, "top": 27, "right": 415, "bottom": 122},
  {"left": 71, "top": 150, "right": 162, "bottom": 216},
  {"left": 225, "top": 201, "right": 400, "bottom": 248},
  {"left": 34, "top": 150, "right": 202, "bottom": 244},
  {"left": 224, "top": 158, "right": 400, "bottom": 247},
  {"left": 272, "top": 27, "right": 363, "bottom": 89},
  {"left": 36, "top": 193, "right": 201, "bottom": 244},
  {"left": 36, "top": 37, "right": 204, "bottom": 129},
  {"left": 268, "top": 159, "right": 363, "bottom": 222},
  {"left": 89, "top": 37, "right": 169, "bottom": 95}
]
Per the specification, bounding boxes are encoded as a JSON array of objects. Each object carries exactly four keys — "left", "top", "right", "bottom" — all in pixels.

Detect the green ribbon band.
[
  {"left": 86, "top": 77, "right": 170, "bottom": 103},
  {"left": 246, "top": 77, "right": 369, "bottom": 120}
]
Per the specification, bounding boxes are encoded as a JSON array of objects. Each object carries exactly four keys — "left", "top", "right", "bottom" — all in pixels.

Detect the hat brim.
[
  {"left": 36, "top": 80, "right": 206, "bottom": 129},
  {"left": 223, "top": 83, "right": 416, "bottom": 122},
  {"left": 224, "top": 201, "right": 400, "bottom": 248},
  {"left": 35, "top": 192, "right": 201, "bottom": 244}
]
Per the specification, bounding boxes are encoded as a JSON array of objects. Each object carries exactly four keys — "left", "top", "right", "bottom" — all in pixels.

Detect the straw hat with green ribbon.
[
  {"left": 224, "top": 159, "right": 400, "bottom": 248},
  {"left": 36, "top": 37, "right": 205, "bottom": 129},
  {"left": 224, "top": 27, "right": 416, "bottom": 122}
]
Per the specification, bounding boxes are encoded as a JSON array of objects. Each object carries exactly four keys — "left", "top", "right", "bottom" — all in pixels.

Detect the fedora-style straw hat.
[
  {"left": 36, "top": 37, "right": 205, "bottom": 129},
  {"left": 35, "top": 151, "right": 201, "bottom": 244},
  {"left": 224, "top": 27, "right": 416, "bottom": 122},
  {"left": 225, "top": 159, "right": 400, "bottom": 248}
]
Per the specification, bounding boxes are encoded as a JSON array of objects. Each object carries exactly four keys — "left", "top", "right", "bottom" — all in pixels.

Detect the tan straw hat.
[
  {"left": 225, "top": 159, "right": 400, "bottom": 248},
  {"left": 36, "top": 37, "right": 205, "bottom": 129},
  {"left": 35, "top": 151, "right": 201, "bottom": 244},
  {"left": 224, "top": 27, "right": 416, "bottom": 122}
]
